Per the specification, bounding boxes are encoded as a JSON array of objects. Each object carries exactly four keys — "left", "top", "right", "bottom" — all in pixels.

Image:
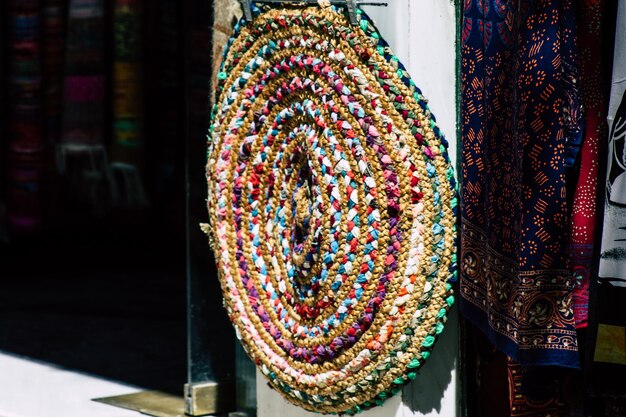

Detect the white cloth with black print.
[{"left": 599, "top": 0, "right": 626, "bottom": 285}]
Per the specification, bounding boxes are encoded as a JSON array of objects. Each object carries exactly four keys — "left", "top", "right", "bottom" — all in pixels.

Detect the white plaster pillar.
[{"left": 257, "top": 1, "right": 460, "bottom": 415}]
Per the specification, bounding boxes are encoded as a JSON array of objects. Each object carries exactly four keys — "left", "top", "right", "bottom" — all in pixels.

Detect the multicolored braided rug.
[{"left": 206, "top": 3, "right": 457, "bottom": 414}]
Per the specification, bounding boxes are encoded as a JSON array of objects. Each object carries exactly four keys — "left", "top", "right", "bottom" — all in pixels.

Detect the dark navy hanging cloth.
[{"left": 460, "top": 0, "right": 583, "bottom": 369}]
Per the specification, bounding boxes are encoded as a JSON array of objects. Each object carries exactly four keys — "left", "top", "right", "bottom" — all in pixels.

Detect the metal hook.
[
  {"left": 240, "top": 0, "right": 253, "bottom": 21},
  {"left": 345, "top": 0, "right": 358, "bottom": 25},
  {"left": 238, "top": 0, "right": 387, "bottom": 25}
]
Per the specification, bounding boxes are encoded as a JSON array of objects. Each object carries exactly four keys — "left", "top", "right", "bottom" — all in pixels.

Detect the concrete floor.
[{"left": 0, "top": 352, "right": 144, "bottom": 417}]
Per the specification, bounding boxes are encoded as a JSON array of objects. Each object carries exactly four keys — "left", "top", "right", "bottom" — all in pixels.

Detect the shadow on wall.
[{"left": 403, "top": 306, "right": 458, "bottom": 415}]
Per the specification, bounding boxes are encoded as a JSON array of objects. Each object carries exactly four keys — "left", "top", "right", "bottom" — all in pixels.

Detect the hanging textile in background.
[
  {"left": 599, "top": 0, "right": 626, "bottom": 286},
  {"left": 6, "top": 0, "right": 44, "bottom": 232},
  {"left": 61, "top": 0, "right": 106, "bottom": 146},
  {"left": 42, "top": 0, "right": 67, "bottom": 145},
  {"left": 591, "top": 0, "right": 626, "bottom": 403},
  {"left": 460, "top": 0, "right": 582, "bottom": 368},
  {"left": 569, "top": 0, "right": 610, "bottom": 329},
  {"left": 113, "top": 0, "right": 142, "bottom": 150},
  {"left": 111, "top": 0, "right": 148, "bottom": 207},
  {"left": 206, "top": 3, "right": 458, "bottom": 414},
  {"left": 59, "top": 0, "right": 111, "bottom": 213}
]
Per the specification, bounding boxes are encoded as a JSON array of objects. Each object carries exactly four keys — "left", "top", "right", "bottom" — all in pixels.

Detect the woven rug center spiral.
[{"left": 206, "top": 4, "right": 458, "bottom": 414}]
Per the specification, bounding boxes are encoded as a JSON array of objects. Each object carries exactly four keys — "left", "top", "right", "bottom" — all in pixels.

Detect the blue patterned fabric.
[{"left": 460, "top": 0, "right": 582, "bottom": 368}]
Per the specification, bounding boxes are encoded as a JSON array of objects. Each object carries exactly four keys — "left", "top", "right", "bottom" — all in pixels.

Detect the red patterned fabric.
[{"left": 570, "top": 0, "right": 610, "bottom": 329}]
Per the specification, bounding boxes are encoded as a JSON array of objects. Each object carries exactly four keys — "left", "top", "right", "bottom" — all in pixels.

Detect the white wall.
[
  {"left": 366, "top": 0, "right": 458, "bottom": 165},
  {"left": 257, "top": 1, "right": 459, "bottom": 416}
]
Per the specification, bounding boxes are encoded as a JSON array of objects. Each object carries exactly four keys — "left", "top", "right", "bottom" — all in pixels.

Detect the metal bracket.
[
  {"left": 345, "top": 0, "right": 358, "bottom": 25},
  {"left": 239, "top": 0, "right": 387, "bottom": 25},
  {"left": 184, "top": 381, "right": 235, "bottom": 416},
  {"left": 240, "top": 0, "right": 253, "bottom": 22}
]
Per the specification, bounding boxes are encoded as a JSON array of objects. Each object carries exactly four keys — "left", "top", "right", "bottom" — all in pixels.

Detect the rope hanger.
[{"left": 239, "top": 0, "right": 388, "bottom": 24}]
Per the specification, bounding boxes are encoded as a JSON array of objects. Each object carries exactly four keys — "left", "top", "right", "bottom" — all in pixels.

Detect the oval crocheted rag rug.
[{"left": 206, "top": 3, "right": 458, "bottom": 414}]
